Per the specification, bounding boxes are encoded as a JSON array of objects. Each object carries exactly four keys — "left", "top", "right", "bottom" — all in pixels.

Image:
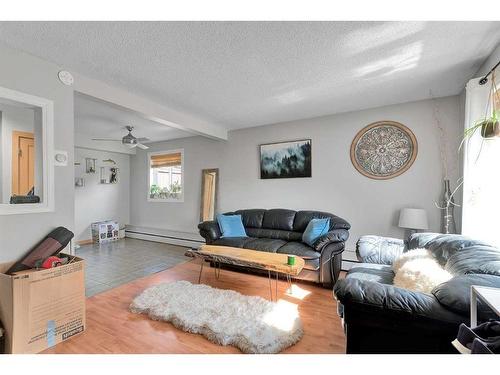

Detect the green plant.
[
  {"left": 149, "top": 182, "right": 182, "bottom": 199},
  {"left": 461, "top": 110, "right": 499, "bottom": 146},
  {"left": 149, "top": 184, "right": 162, "bottom": 197},
  {"left": 169, "top": 181, "right": 181, "bottom": 194},
  {"left": 460, "top": 71, "right": 500, "bottom": 152}
]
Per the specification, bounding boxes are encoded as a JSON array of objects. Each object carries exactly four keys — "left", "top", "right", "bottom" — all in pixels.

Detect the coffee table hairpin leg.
[
  {"left": 267, "top": 270, "right": 282, "bottom": 302},
  {"left": 198, "top": 258, "right": 222, "bottom": 284},
  {"left": 214, "top": 261, "right": 221, "bottom": 280},
  {"left": 198, "top": 259, "right": 204, "bottom": 284},
  {"left": 268, "top": 270, "right": 280, "bottom": 301},
  {"left": 276, "top": 272, "right": 279, "bottom": 299}
]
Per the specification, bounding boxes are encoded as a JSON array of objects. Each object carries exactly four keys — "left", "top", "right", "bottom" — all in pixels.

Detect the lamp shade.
[{"left": 398, "top": 208, "right": 428, "bottom": 230}]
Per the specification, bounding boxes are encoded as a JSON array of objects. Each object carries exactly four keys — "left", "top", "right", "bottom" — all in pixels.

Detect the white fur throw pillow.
[{"left": 392, "top": 248, "right": 452, "bottom": 293}]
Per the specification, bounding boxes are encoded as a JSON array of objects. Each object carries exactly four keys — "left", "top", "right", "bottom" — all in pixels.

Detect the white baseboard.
[{"left": 125, "top": 225, "right": 204, "bottom": 248}]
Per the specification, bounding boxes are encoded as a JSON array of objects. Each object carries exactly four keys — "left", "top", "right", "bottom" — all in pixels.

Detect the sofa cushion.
[
  {"left": 261, "top": 209, "right": 296, "bottom": 231},
  {"left": 243, "top": 238, "right": 287, "bottom": 252},
  {"left": 245, "top": 228, "right": 302, "bottom": 242},
  {"left": 444, "top": 245, "right": 500, "bottom": 276},
  {"left": 212, "top": 237, "right": 253, "bottom": 248},
  {"left": 346, "top": 263, "right": 395, "bottom": 285},
  {"left": 233, "top": 209, "right": 266, "bottom": 228},
  {"left": 356, "top": 235, "right": 405, "bottom": 265},
  {"left": 276, "top": 241, "right": 320, "bottom": 259},
  {"left": 407, "top": 233, "right": 500, "bottom": 276},
  {"left": 408, "top": 233, "right": 490, "bottom": 264},
  {"left": 293, "top": 210, "right": 351, "bottom": 232},
  {"left": 432, "top": 274, "right": 500, "bottom": 316}
]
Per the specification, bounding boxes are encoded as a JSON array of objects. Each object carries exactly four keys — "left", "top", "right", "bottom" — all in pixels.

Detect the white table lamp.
[{"left": 399, "top": 208, "right": 428, "bottom": 237}]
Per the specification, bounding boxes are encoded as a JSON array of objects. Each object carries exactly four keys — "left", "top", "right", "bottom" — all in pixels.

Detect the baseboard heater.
[{"left": 125, "top": 228, "right": 204, "bottom": 249}]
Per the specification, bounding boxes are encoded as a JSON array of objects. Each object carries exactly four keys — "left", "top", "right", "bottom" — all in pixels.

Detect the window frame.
[{"left": 147, "top": 148, "right": 184, "bottom": 203}]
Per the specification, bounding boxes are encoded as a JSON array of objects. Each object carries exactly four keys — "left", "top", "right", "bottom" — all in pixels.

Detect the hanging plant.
[
  {"left": 460, "top": 70, "right": 500, "bottom": 150},
  {"left": 479, "top": 110, "right": 500, "bottom": 138}
]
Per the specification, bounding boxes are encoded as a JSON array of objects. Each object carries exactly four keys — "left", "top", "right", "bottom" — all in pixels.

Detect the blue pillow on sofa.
[
  {"left": 216, "top": 214, "right": 247, "bottom": 238},
  {"left": 302, "top": 218, "right": 330, "bottom": 246}
]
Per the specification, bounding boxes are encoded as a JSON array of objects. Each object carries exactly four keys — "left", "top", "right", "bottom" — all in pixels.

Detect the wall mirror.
[
  {"left": 0, "top": 86, "right": 54, "bottom": 214},
  {"left": 199, "top": 168, "right": 218, "bottom": 222}
]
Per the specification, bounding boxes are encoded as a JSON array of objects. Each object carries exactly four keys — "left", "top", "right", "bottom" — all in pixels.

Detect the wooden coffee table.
[{"left": 186, "top": 245, "right": 305, "bottom": 301}]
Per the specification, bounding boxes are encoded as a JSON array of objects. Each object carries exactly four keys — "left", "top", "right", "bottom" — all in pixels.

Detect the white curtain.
[{"left": 462, "top": 76, "right": 500, "bottom": 247}]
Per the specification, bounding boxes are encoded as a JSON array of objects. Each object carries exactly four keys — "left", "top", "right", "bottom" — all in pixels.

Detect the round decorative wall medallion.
[{"left": 350, "top": 121, "right": 417, "bottom": 180}]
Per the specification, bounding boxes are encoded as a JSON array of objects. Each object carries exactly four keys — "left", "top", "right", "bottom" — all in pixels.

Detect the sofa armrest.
[
  {"left": 312, "top": 229, "right": 349, "bottom": 252},
  {"left": 333, "top": 278, "right": 465, "bottom": 325},
  {"left": 356, "top": 235, "right": 405, "bottom": 265},
  {"left": 197, "top": 221, "right": 221, "bottom": 243},
  {"left": 319, "top": 242, "right": 345, "bottom": 286}
]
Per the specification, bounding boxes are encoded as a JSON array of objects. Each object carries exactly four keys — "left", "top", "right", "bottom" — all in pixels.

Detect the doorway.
[{"left": 12, "top": 130, "right": 35, "bottom": 195}]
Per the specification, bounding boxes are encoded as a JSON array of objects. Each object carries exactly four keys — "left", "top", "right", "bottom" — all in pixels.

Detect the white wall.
[
  {"left": 0, "top": 42, "right": 75, "bottom": 263},
  {"left": 130, "top": 96, "right": 463, "bottom": 259},
  {"left": 74, "top": 147, "right": 130, "bottom": 242}
]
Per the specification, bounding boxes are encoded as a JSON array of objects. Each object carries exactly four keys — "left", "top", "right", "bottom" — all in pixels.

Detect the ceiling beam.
[{"left": 73, "top": 73, "right": 228, "bottom": 141}]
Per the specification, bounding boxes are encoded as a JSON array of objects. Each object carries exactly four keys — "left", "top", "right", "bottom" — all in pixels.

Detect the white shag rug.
[
  {"left": 392, "top": 248, "right": 453, "bottom": 293},
  {"left": 130, "top": 280, "right": 303, "bottom": 353}
]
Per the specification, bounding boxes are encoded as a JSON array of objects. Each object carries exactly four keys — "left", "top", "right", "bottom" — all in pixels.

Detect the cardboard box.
[
  {"left": 91, "top": 220, "right": 119, "bottom": 244},
  {"left": 0, "top": 256, "right": 86, "bottom": 353}
]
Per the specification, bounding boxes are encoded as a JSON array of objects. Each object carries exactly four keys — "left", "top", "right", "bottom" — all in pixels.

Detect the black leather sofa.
[
  {"left": 334, "top": 233, "right": 500, "bottom": 353},
  {"left": 198, "top": 209, "right": 351, "bottom": 287}
]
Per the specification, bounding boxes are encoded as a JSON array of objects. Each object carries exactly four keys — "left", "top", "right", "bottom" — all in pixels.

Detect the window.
[{"left": 148, "top": 149, "right": 183, "bottom": 202}]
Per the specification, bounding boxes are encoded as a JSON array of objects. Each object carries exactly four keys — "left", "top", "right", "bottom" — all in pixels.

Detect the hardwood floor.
[{"left": 43, "top": 259, "right": 346, "bottom": 354}]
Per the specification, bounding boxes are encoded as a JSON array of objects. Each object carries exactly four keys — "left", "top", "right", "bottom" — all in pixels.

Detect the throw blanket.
[{"left": 393, "top": 248, "right": 452, "bottom": 293}]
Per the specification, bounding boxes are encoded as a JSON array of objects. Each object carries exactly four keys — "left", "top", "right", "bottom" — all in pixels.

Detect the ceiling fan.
[{"left": 92, "top": 126, "right": 150, "bottom": 149}]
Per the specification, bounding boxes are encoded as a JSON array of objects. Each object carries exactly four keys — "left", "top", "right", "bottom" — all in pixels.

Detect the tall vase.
[{"left": 441, "top": 179, "right": 457, "bottom": 234}]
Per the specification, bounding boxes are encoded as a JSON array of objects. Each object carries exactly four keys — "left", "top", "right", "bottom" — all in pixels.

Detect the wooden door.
[{"left": 12, "top": 131, "right": 35, "bottom": 196}]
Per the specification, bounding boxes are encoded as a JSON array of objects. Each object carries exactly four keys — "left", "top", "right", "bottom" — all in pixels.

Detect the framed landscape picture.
[{"left": 260, "top": 139, "right": 312, "bottom": 179}]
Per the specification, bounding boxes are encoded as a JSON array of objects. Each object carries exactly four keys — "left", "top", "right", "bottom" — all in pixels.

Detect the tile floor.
[{"left": 76, "top": 238, "right": 189, "bottom": 297}]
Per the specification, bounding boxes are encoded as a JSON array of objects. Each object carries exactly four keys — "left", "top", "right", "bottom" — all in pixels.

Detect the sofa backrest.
[
  {"left": 222, "top": 208, "right": 350, "bottom": 241},
  {"left": 408, "top": 233, "right": 500, "bottom": 276}
]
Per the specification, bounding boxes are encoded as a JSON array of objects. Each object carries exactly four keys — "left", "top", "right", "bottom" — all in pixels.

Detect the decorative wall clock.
[{"left": 350, "top": 121, "right": 417, "bottom": 180}]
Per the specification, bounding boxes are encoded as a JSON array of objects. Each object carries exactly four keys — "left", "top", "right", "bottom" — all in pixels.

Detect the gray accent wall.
[
  {"left": 0, "top": 43, "right": 74, "bottom": 263},
  {"left": 130, "top": 95, "right": 463, "bottom": 259}
]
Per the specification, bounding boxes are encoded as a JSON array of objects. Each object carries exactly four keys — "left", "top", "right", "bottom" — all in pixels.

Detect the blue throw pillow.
[
  {"left": 302, "top": 218, "right": 330, "bottom": 246},
  {"left": 216, "top": 214, "right": 247, "bottom": 238}
]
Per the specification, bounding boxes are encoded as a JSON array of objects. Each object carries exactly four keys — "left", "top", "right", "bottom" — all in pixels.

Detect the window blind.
[{"left": 150, "top": 152, "right": 182, "bottom": 168}]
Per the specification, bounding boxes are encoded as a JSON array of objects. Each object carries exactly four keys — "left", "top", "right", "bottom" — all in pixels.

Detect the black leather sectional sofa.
[
  {"left": 334, "top": 233, "right": 500, "bottom": 353},
  {"left": 198, "top": 209, "right": 351, "bottom": 287}
]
